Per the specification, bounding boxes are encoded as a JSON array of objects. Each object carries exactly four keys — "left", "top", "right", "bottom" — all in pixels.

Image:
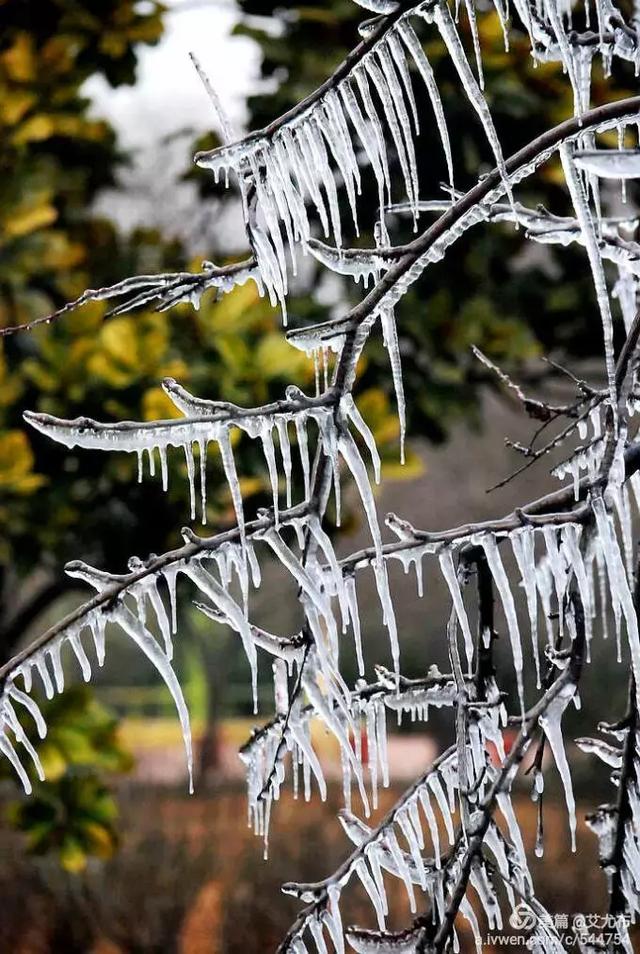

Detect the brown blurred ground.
[{"left": 0, "top": 772, "right": 635, "bottom": 954}]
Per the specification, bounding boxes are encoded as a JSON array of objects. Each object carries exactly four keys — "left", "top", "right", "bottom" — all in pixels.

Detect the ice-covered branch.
[
  {"left": 285, "top": 96, "right": 640, "bottom": 376},
  {"left": 25, "top": 386, "right": 337, "bottom": 525},
  {"left": 432, "top": 592, "right": 586, "bottom": 952},
  {"left": 6, "top": 2, "right": 640, "bottom": 947},
  {"left": 0, "top": 503, "right": 311, "bottom": 791},
  {"left": 277, "top": 745, "right": 457, "bottom": 953},
  {"left": 0, "top": 258, "right": 259, "bottom": 337}
]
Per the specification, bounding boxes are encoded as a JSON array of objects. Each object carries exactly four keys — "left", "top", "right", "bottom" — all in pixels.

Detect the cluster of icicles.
[
  {"left": 193, "top": 0, "right": 529, "bottom": 320},
  {"left": 582, "top": 725, "right": 640, "bottom": 927},
  {"left": 270, "top": 681, "right": 583, "bottom": 954},
  {"left": 188, "top": 0, "right": 640, "bottom": 337}
]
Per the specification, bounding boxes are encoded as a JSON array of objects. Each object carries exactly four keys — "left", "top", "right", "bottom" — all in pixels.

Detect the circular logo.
[{"left": 509, "top": 903, "right": 536, "bottom": 931}]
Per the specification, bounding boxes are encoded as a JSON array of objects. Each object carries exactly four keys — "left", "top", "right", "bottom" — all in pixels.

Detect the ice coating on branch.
[
  {"left": 352, "top": 0, "right": 399, "bottom": 12},
  {"left": 560, "top": 143, "right": 617, "bottom": 408},
  {"left": 574, "top": 148, "right": 640, "bottom": 179},
  {"left": 307, "top": 239, "right": 392, "bottom": 287}
]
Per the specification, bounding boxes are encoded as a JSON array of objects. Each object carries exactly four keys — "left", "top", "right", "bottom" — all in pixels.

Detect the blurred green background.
[{"left": 0, "top": 0, "right": 636, "bottom": 950}]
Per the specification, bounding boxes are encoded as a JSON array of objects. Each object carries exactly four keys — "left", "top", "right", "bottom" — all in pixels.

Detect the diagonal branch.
[
  {"left": 432, "top": 591, "right": 586, "bottom": 952},
  {"left": 0, "top": 504, "right": 307, "bottom": 683}
]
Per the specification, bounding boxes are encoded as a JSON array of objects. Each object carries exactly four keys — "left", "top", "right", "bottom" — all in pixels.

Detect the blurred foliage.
[
  {"left": 2, "top": 686, "right": 131, "bottom": 871},
  {"left": 0, "top": 0, "right": 405, "bottom": 670},
  {"left": 8, "top": 772, "right": 118, "bottom": 872}
]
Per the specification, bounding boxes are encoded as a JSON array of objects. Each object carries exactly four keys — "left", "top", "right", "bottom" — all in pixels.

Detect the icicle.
[
  {"left": 189, "top": 562, "right": 259, "bottom": 712},
  {"left": 48, "top": 642, "right": 64, "bottom": 693},
  {"left": 304, "top": 122, "right": 343, "bottom": 247},
  {"left": 379, "top": 309, "right": 406, "bottom": 463},
  {"left": 325, "top": 885, "right": 345, "bottom": 954},
  {"left": 355, "top": 859, "right": 387, "bottom": 930},
  {"left": 376, "top": 42, "right": 419, "bottom": 215},
  {"left": 35, "top": 655, "right": 54, "bottom": 700},
  {"left": 428, "top": 773, "right": 455, "bottom": 844},
  {"left": 339, "top": 79, "right": 388, "bottom": 208},
  {"left": 561, "top": 524, "right": 593, "bottom": 649},
  {"left": 384, "top": 829, "right": 417, "bottom": 910},
  {"left": 260, "top": 421, "right": 280, "bottom": 526},
  {"left": 542, "top": 525, "right": 567, "bottom": 636},
  {"left": 197, "top": 439, "right": 208, "bottom": 524},
  {"left": 87, "top": 614, "right": 106, "bottom": 667},
  {"left": 425, "top": 2, "right": 514, "bottom": 209},
  {"left": 342, "top": 394, "right": 382, "bottom": 482},
  {"left": 397, "top": 808, "right": 427, "bottom": 889},
  {"left": 9, "top": 686, "right": 47, "bottom": 739},
  {"left": 275, "top": 418, "right": 293, "bottom": 508},
  {"left": 387, "top": 33, "right": 419, "bottom": 135},
  {"left": 560, "top": 143, "right": 616, "bottom": 408},
  {"left": 345, "top": 574, "right": 365, "bottom": 675},
  {"left": 481, "top": 534, "right": 524, "bottom": 710},
  {"left": 363, "top": 57, "right": 416, "bottom": 210},
  {"left": 0, "top": 734, "right": 32, "bottom": 794},
  {"left": 377, "top": 702, "right": 389, "bottom": 789},
  {"left": 354, "top": 67, "right": 393, "bottom": 203},
  {"left": 438, "top": 548, "right": 474, "bottom": 668},
  {"left": 511, "top": 527, "right": 541, "bottom": 688},
  {"left": 308, "top": 918, "right": 329, "bottom": 954},
  {"left": 539, "top": 682, "right": 578, "bottom": 852},
  {"left": 463, "top": 0, "right": 485, "bottom": 89},
  {"left": 113, "top": 604, "right": 193, "bottom": 793},
  {"left": 183, "top": 442, "right": 197, "bottom": 521},
  {"left": 460, "top": 896, "right": 483, "bottom": 954},
  {"left": 69, "top": 633, "right": 92, "bottom": 682},
  {"left": 366, "top": 703, "right": 379, "bottom": 808},
  {"left": 397, "top": 20, "right": 454, "bottom": 190},
  {"left": 593, "top": 495, "right": 640, "bottom": 701}
]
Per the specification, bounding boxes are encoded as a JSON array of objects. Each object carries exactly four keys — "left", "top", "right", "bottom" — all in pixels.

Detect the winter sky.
[{"left": 86, "top": 0, "right": 260, "bottom": 147}]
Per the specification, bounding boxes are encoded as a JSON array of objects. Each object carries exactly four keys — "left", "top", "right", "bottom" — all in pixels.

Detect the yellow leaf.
[
  {"left": 0, "top": 89, "right": 36, "bottom": 126},
  {"left": 1, "top": 33, "right": 34, "bottom": 82},
  {"left": 255, "top": 333, "right": 309, "bottom": 380},
  {"left": 142, "top": 386, "right": 184, "bottom": 422},
  {"left": 208, "top": 281, "right": 261, "bottom": 332},
  {"left": 0, "top": 430, "right": 45, "bottom": 495},
  {"left": 84, "top": 822, "right": 116, "bottom": 859},
  {"left": 3, "top": 202, "right": 57, "bottom": 240},
  {"left": 59, "top": 838, "right": 88, "bottom": 873},
  {"left": 12, "top": 114, "right": 55, "bottom": 145}
]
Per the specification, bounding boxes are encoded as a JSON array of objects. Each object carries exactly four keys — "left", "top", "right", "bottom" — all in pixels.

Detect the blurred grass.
[{"left": 117, "top": 716, "right": 345, "bottom": 755}]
